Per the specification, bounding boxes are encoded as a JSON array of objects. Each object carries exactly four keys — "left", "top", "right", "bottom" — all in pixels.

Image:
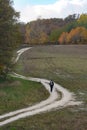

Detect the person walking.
[{"left": 49, "top": 80, "right": 54, "bottom": 92}]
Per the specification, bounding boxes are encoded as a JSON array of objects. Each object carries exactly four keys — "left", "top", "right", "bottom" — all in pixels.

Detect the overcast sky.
[{"left": 13, "top": 0, "right": 87, "bottom": 23}]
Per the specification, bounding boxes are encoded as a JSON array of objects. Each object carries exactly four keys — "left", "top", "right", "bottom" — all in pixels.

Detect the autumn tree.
[
  {"left": 58, "top": 32, "right": 68, "bottom": 44},
  {"left": 68, "top": 27, "right": 87, "bottom": 43},
  {"left": 0, "top": 0, "right": 20, "bottom": 79}
]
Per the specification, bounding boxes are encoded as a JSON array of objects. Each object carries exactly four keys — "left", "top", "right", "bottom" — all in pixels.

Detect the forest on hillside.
[{"left": 20, "top": 13, "right": 87, "bottom": 45}]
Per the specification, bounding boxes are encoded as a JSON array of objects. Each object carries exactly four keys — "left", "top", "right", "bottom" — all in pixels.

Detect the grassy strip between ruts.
[{"left": 0, "top": 76, "right": 49, "bottom": 115}]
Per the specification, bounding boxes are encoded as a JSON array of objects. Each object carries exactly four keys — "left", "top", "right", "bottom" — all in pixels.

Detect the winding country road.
[{"left": 0, "top": 47, "right": 82, "bottom": 127}]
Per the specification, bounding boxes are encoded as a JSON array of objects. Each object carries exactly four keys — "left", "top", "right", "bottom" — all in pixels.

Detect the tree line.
[
  {"left": 58, "top": 14, "right": 87, "bottom": 44},
  {"left": 23, "top": 14, "right": 87, "bottom": 45}
]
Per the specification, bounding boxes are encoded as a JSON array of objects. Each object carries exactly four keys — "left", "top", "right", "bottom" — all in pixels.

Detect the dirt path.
[{"left": 0, "top": 47, "right": 82, "bottom": 127}]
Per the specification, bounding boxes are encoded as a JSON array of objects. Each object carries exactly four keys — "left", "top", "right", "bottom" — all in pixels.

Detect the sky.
[{"left": 13, "top": 0, "right": 87, "bottom": 23}]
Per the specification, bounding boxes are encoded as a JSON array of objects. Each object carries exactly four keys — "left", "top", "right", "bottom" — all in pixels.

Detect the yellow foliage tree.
[{"left": 58, "top": 32, "right": 68, "bottom": 44}]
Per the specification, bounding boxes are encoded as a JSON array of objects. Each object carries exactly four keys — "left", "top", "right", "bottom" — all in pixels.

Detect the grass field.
[
  {"left": 0, "top": 77, "right": 49, "bottom": 115},
  {"left": 0, "top": 45, "right": 87, "bottom": 130}
]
